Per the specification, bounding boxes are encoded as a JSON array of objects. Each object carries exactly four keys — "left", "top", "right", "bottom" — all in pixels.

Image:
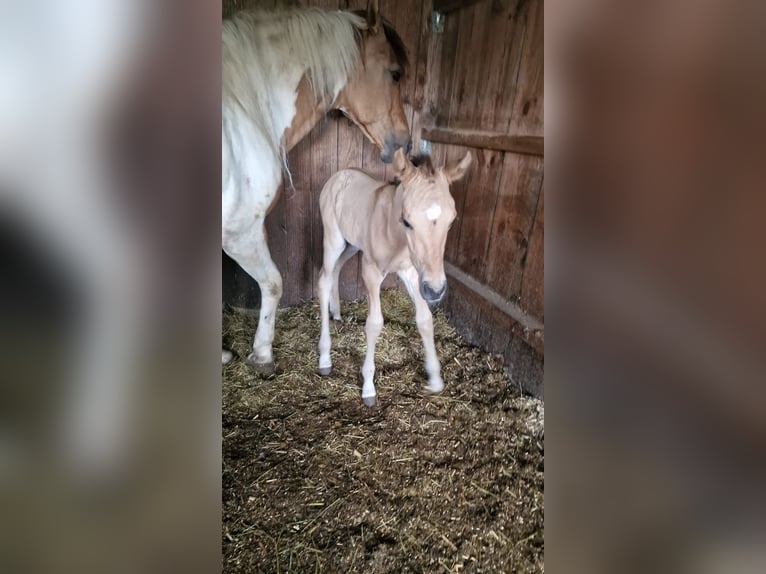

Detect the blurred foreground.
[
  {"left": 547, "top": 1, "right": 766, "bottom": 572},
  {"left": 0, "top": 1, "right": 220, "bottom": 571}
]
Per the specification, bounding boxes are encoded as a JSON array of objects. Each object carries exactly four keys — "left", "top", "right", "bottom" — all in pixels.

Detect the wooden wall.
[
  {"left": 222, "top": 0, "right": 545, "bottom": 396},
  {"left": 414, "top": 0, "right": 544, "bottom": 395}
]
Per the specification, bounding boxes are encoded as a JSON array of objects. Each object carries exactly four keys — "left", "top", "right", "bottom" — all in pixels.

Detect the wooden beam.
[
  {"left": 433, "top": 0, "right": 486, "bottom": 14},
  {"left": 445, "top": 262, "right": 544, "bottom": 354},
  {"left": 422, "top": 126, "right": 544, "bottom": 156}
]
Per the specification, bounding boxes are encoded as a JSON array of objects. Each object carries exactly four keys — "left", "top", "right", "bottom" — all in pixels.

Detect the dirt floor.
[{"left": 222, "top": 290, "right": 544, "bottom": 573}]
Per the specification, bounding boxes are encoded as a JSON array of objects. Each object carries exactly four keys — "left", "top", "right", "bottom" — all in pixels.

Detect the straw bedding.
[{"left": 223, "top": 289, "right": 544, "bottom": 573}]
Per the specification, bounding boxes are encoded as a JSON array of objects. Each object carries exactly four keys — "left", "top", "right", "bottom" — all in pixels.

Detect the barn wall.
[
  {"left": 222, "top": 0, "right": 544, "bottom": 395},
  {"left": 412, "top": 0, "right": 544, "bottom": 395}
]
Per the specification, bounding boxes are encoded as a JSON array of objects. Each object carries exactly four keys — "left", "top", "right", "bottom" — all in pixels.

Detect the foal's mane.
[
  {"left": 390, "top": 154, "right": 436, "bottom": 186},
  {"left": 409, "top": 154, "right": 435, "bottom": 175}
]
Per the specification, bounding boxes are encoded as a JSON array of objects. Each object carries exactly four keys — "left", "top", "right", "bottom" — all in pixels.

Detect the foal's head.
[
  {"left": 334, "top": 1, "right": 411, "bottom": 163},
  {"left": 392, "top": 148, "right": 472, "bottom": 304}
]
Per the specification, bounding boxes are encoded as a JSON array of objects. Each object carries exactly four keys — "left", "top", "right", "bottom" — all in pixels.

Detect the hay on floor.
[{"left": 223, "top": 289, "right": 544, "bottom": 573}]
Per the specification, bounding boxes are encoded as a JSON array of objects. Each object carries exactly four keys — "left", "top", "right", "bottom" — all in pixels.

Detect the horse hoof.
[
  {"left": 362, "top": 396, "right": 377, "bottom": 407},
  {"left": 246, "top": 354, "right": 275, "bottom": 377},
  {"left": 318, "top": 366, "right": 332, "bottom": 376},
  {"left": 427, "top": 378, "right": 444, "bottom": 394}
]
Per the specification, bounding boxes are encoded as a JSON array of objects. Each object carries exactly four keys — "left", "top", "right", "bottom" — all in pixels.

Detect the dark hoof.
[
  {"left": 318, "top": 366, "right": 332, "bottom": 376},
  {"left": 362, "top": 396, "right": 377, "bottom": 407},
  {"left": 246, "top": 353, "right": 275, "bottom": 377}
]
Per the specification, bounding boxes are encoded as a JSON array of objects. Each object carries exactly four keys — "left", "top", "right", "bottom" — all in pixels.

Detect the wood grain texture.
[
  {"left": 446, "top": 4, "right": 476, "bottom": 127},
  {"left": 422, "top": 126, "right": 543, "bottom": 155},
  {"left": 508, "top": 0, "right": 543, "bottom": 135},
  {"left": 453, "top": 147, "right": 504, "bottom": 279},
  {"left": 520, "top": 181, "right": 543, "bottom": 318},
  {"left": 433, "top": 0, "right": 485, "bottom": 13},
  {"left": 479, "top": 0, "right": 527, "bottom": 130},
  {"left": 442, "top": 275, "right": 543, "bottom": 396},
  {"left": 484, "top": 153, "right": 543, "bottom": 300}
]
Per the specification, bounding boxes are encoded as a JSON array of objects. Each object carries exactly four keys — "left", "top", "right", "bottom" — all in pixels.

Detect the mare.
[
  {"left": 222, "top": 1, "right": 411, "bottom": 373},
  {"left": 317, "top": 148, "right": 472, "bottom": 406}
]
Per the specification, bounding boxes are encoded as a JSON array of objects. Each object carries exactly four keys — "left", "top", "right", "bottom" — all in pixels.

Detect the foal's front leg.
[
  {"left": 361, "top": 261, "right": 385, "bottom": 406},
  {"left": 398, "top": 267, "right": 444, "bottom": 393}
]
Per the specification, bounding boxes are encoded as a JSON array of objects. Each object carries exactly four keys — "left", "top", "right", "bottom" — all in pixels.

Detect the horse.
[
  {"left": 222, "top": 1, "right": 411, "bottom": 374},
  {"left": 317, "top": 147, "right": 472, "bottom": 406}
]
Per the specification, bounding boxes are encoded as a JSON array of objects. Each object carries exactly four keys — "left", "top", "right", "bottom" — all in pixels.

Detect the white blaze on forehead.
[{"left": 425, "top": 203, "right": 442, "bottom": 221}]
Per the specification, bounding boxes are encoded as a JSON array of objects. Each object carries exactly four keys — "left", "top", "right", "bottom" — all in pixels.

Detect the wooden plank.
[
  {"left": 442, "top": 275, "right": 543, "bottom": 396},
  {"left": 433, "top": 0, "right": 485, "bottom": 13},
  {"left": 520, "top": 181, "right": 543, "bottom": 319},
  {"left": 453, "top": 147, "right": 504, "bottom": 279},
  {"left": 422, "top": 126, "right": 543, "bottom": 155},
  {"left": 413, "top": 0, "right": 443, "bottom": 144},
  {"left": 479, "top": 0, "right": 527, "bottom": 130},
  {"left": 409, "top": 0, "right": 432, "bottom": 151},
  {"left": 446, "top": 3, "right": 476, "bottom": 127},
  {"left": 283, "top": 135, "right": 313, "bottom": 305},
  {"left": 445, "top": 261, "right": 543, "bottom": 334},
  {"left": 484, "top": 153, "right": 543, "bottom": 300},
  {"left": 447, "top": 0, "right": 486, "bottom": 129},
  {"left": 508, "top": 0, "right": 543, "bottom": 136},
  {"left": 430, "top": 3, "right": 461, "bottom": 126}
]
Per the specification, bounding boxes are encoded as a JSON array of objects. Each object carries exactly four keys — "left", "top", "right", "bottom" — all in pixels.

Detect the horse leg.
[
  {"left": 224, "top": 221, "right": 282, "bottom": 376},
  {"left": 318, "top": 231, "right": 347, "bottom": 375},
  {"left": 361, "top": 260, "right": 385, "bottom": 406},
  {"left": 397, "top": 267, "right": 444, "bottom": 393},
  {"left": 329, "top": 244, "right": 359, "bottom": 320}
]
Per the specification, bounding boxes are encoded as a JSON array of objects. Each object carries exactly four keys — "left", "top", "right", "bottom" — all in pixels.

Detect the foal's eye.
[
  {"left": 402, "top": 218, "right": 412, "bottom": 229},
  {"left": 390, "top": 70, "right": 402, "bottom": 83}
]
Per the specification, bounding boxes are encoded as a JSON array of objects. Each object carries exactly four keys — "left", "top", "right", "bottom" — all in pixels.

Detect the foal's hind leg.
[
  {"left": 223, "top": 221, "right": 282, "bottom": 376},
  {"left": 330, "top": 244, "right": 359, "bottom": 320},
  {"left": 317, "top": 230, "right": 347, "bottom": 374}
]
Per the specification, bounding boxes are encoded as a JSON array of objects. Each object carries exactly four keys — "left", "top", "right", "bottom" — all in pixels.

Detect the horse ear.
[
  {"left": 393, "top": 147, "right": 411, "bottom": 177},
  {"left": 443, "top": 151, "right": 472, "bottom": 184},
  {"left": 366, "top": 0, "right": 381, "bottom": 33}
]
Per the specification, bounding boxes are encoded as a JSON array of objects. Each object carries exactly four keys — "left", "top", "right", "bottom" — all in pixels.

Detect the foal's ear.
[
  {"left": 366, "top": 0, "right": 381, "bottom": 33},
  {"left": 392, "top": 147, "right": 412, "bottom": 178},
  {"left": 443, "top": 151, "right": 472, "bottom": 184}
]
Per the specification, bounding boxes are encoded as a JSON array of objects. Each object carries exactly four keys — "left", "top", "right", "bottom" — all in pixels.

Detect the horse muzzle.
[
  {"left": 380, "top": 137, "right": 412, "bottom": 164},
  {"left": 421, "top": 281, "right": 447, "bottom": 305}
]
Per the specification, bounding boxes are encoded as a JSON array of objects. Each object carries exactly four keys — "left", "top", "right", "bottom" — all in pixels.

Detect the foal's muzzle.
[{"left": 421, "top": 281, "right": 447, "bottom": 305}]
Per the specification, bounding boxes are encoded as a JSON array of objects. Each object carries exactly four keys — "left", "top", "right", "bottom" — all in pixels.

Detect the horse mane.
[
  {"left": 223, "top": 8, "right": 366, "bottom": 156},
  {"left": 350, "top": 11, "right": 410, "bottom": 72}
]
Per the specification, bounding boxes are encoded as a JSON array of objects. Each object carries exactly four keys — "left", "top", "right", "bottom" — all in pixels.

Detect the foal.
[{"left": 318, "top": 148, "right": 472, "bottom": 405}]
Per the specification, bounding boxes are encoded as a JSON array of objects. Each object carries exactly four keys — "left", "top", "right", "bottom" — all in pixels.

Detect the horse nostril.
[
  {"left": 422, "top": 282, "right": 446, "bottom": 302},
  {"left": 405, "top": 140, "right": 412, "bottom": 155}
]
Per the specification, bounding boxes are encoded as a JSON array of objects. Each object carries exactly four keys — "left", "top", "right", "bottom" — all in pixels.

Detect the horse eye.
[
  {"left": 390, "top": 70, "right": 402, "bottom": 83},
  {"left": 402, "top": 218, "right": 412, "bottom": 229}
]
